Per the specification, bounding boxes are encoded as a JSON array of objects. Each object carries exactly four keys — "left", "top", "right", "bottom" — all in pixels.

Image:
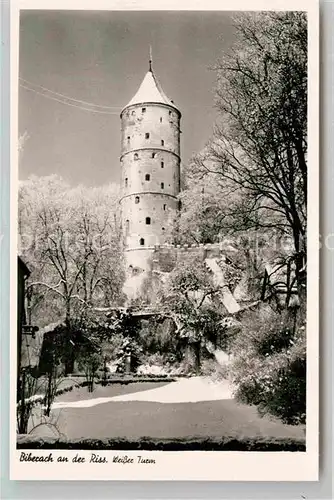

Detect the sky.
[{"left": 19, "top": 10, "right": 237, "bottom": 187}]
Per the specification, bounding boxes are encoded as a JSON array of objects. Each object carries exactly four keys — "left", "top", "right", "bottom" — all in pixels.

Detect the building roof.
[{"left": 122, "top": 68, "right": 180, "bottom": 114}]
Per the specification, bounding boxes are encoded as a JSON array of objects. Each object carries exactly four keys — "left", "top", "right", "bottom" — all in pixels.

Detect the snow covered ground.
[{"left": 52, "top": 376, "right": 235, "bottom": 409}]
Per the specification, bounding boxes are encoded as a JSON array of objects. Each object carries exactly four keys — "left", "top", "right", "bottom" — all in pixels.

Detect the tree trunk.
[
  {"left": 45, "top": 369, "right": 53, "bottom": 417},
  {"left": 194, "top": 341, "right": 201, "bottom": 375},
  {"left": 17, "top": 370, "right": 28, "bottom": 434},
  {"left": 65, "top": 299, "right": 71, "bottom": 328}
]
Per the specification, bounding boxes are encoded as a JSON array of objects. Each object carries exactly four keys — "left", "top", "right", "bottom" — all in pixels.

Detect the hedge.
[
  {"left": 19, "top": 376, "right": 176, "bottom": 407},
  {"left": 95, "top": 377, "right": 176, "bottom": 384},
  {"left": 72, "top": 373, "right": 189, "bottom": 379},
  {"left": 17, "top": 382, "right": 84, "bottom": 408},
  {"left": 16, "top": 435, "right": 305, "bottom": 452}
]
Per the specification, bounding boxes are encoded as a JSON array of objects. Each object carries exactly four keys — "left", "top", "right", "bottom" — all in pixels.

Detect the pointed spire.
[
  {"left": 122, "top": 53, "right": 180, "bottom": 115},
  {"left": 149, "top": 45, "right": 153, "bottom": 72}
]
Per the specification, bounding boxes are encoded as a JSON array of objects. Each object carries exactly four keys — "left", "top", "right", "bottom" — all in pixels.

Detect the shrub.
[
  {"left": 229, "top": 304, "right": 306, "bottom": 425},
  {"left": 114, "top": 337, "right": 143, "bottom": 373},
  {"left": 138, "top": 318, "right": 182, "bottom": 360},
  {"left": 101, "top": 333, "right": 125, "bottom": 362},
  {"left": 199, "top": 357, "right": 222, "bottom": 378},
  {"left": 257, "top": 355, "right": 306, "bottom": 425},
  {"left": 77, "top": 351, "right": 102, "bottom": 392},
  {"left": 16, "top": 435, "right": 305, "bottom": 451}
]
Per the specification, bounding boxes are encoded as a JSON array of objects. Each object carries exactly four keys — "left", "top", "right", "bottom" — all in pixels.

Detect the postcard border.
[{"left": 9, "top": 0, "right": 319, "bottom": 482}]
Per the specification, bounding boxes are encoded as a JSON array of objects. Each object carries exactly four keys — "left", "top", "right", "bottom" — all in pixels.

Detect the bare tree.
[
  {"left": 19, "top": 176, "right": 125, "bottom": 328},
  {"left": 193, "top": 12, "right": 307, "bottom": 291}
]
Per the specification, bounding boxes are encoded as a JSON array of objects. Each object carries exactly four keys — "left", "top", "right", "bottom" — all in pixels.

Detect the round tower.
[{"left": 120, "top": 59, "right": 181, "bottom": 298}]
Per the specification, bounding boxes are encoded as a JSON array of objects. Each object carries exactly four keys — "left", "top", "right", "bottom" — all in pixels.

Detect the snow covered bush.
[{"left": 229, "top": 304, "right": 306, "bottom": 425}]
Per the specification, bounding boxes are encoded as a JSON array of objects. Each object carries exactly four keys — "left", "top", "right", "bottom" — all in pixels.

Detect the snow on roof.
[{"left": 122, "top": 69, "right": 180, "bottom": 114}]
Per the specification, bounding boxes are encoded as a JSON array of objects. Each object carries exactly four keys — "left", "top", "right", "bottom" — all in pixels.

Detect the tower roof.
[{"left": 122, "top": 68, "right": 180, "bottom": 114}]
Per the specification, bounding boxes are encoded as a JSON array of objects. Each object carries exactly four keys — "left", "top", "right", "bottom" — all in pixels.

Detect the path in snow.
[{"left": 52, "top": 376, "right": 235, "bottom": 409}]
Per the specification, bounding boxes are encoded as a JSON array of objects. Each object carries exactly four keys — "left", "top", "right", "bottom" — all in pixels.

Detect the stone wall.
[
  {"left": 122, "top": 238, "right": 261, "bottom": 307},
  {"left": 122, "top": 242, "right": 251, "bottom": 307},
  {"left": 152, "top": 242, "right": 228, "bottom": 273}
]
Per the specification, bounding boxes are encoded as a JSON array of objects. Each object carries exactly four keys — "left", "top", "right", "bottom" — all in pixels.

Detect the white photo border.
[{"left": 9, "top": 0, "right": 319, "bottom": 481}]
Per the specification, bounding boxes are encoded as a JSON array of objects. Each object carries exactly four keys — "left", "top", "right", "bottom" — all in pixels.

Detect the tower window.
[
  {"left": 161, "top": 161, "right": 164, "bottom": 168},
  {"left": 134, "top": 153, "right": 139, "bottom": 160},
  {"left": 160, "top": 117, "right": 162, "bottom": 123},
  {"left": 145, "top": 133, "right": 150, "bottom": 139},
  {"left": 152, "top": 152, "right": 156, "bottom": 158},
  {"left": 162, "top": 227, "right": 165, "bottom": 231},
  {"left": 161, "top": 140, "right": 164, "bottom": 146},
  {"left": 127, "top": 136, "right": 130, "bottom": 144},
  {"left": 139, "top": 238, "right": 145, "bottom": 246},
  {"left": 142, "top": 107, "right": 146, "bottom": 113},
  {"left": 145, "top": 217, "right": 151, "bottom": 225},
  {"left": 161, "top": 182, "right": 164, "bottom": 189},
  {"left": 125, "top": 178, "right": 128, "bottom": 187},
  {"left": 135, "top": 196, "right": 140, "bottom": 204},
  {"left": 145, "top": 174, "right": 150, "bottom": 181},
  {"left": 125, "top": 220, "right": 129, "bottom": 233},
  {"left": 163, "top": 204, "right": 166, "bottom": 211}
]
